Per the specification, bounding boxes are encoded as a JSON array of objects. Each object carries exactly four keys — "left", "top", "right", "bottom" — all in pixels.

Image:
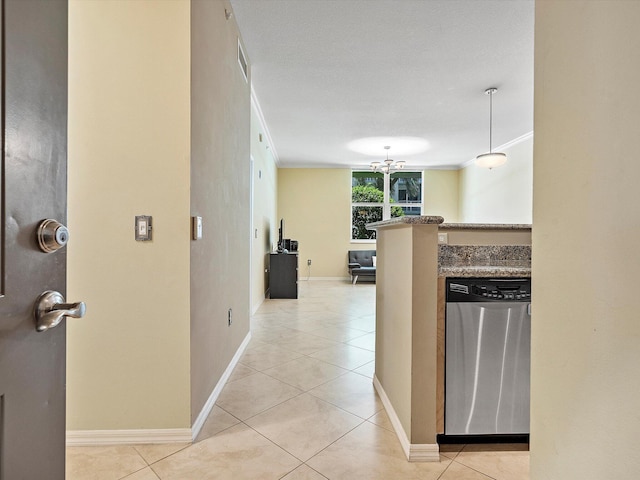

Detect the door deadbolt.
[{"left": 37, "top": 219, "right": 69, "bottom": 253}]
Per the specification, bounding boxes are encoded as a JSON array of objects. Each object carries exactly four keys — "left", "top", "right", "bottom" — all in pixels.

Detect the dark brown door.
[{"left": 0, "top": 1, "right": 70, "bottom": 478}]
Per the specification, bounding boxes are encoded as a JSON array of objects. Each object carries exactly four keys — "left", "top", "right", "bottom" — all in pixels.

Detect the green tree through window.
[
  {"left": 351, "top": 184, "right": 404, "bottom": 240},
  {"left": 351, "top": 170, "right": 423, "bottom": 240}
]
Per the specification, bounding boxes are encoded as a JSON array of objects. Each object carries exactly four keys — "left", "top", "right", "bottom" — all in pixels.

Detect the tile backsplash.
[{"left": 438, "top": 245, "right": 531, "bottom": 268}]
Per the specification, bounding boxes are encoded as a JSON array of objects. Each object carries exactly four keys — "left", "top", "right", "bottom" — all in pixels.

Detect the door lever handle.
[{"left": 34, "top": 291, "right": 86, "bottom": 332}]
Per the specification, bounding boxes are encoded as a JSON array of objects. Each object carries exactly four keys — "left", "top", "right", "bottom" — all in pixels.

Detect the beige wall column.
[
  {"left": 375, "top": 226, "right": 414, "bottom": 436},
  {"left": 532, "top": 1, "right": 640, "bottom": 478},
  {"left": 67, "top": 0, "right": 191, "bottom": 431},
  {"left": 373, "top": 220, "right": 440, "bottom": 460},
  {"left": 409, "top": 226, "right": 440, "bottom": 443}
]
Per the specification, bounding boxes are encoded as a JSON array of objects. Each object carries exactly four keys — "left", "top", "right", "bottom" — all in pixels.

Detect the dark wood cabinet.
[{"left": 269, "top": 253, "right": 298, "bottom": 298}]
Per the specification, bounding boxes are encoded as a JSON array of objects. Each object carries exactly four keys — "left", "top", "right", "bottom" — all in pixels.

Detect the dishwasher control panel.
[{"left": 446, "top": 277, "right": 531, "bottom": 302}]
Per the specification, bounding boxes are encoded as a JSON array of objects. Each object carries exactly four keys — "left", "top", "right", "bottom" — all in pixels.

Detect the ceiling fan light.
[{"left": 475, "top": 152, "right": 507, "bottom": 169}]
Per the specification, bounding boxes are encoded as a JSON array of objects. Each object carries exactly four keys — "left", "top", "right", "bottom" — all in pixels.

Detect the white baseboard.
[
  {"left": 66, "top": 428, "right": 192, "bottom": 446},
  {"left": 299, "top": 276, "right": 351, "bottom": 282},
  {"left": 190, "top": 330, "right": 252, "bottom": 441},
  {"left": 373, "top": 375, "right": 440, "bottom": 462},
  {"left": 66, "top": 331, "right": 252, "bottom": 447},
  {"left": 408, "top": 443, "right": 440, "bottom": 462},
  {"left": 252, "top": 298, "right": 265, "bottom": 314}
]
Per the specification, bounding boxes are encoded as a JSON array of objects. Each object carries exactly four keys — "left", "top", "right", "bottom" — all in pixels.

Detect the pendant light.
[
  {"left": 475, "top": 87, "right": 507, "bottom": 169},
  {"left": 370, "top": 146, "right": 406, "bottom": 174}
]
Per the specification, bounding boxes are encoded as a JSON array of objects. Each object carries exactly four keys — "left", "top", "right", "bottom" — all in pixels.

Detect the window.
[
  {"left": 351, "top": 170, "right": 423, "bottom": 240},
  {"left": 351, "top": 171, "right": 383, "bottom": 240},
  {"left": 391, "top": 171, "right": 423, "bottom": 216}
]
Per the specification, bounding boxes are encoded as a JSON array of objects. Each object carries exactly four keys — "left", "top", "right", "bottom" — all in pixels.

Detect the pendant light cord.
[
  {"left": 489, "top": 89, "right": 493, "bottom": 153},
  {"left": 485, "top": 87, "right": 498, "bottom": 153}
]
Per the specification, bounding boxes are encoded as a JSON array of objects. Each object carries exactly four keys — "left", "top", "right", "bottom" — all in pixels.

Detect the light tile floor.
[{"left": 67, "top": 280, "right": 530, "bottom": 480}]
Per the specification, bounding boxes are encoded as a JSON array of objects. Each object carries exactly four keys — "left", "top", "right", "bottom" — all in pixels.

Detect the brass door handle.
[{"left": 34, "top": 291, "right": 86, "bottom": 332}]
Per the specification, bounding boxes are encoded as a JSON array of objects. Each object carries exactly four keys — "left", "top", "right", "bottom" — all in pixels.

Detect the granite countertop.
[
  {"left": 367, "top": 215, "right": 444, "bottom": 229},
  {"left": 438, "top": 265, "right": 531, "bottom": 278},
  {"left": 366, "top": 218, "right": 531, "bottom": 277},
  {"left": 439, "top": 223, "right": 532, "bottom": 230},
  {"left": 367, "top": 218, "right": 531, "bottom": 230}
]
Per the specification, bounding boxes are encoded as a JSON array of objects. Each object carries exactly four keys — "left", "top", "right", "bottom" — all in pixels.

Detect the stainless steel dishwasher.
[{"left": 445, "top": 277, "right": 531, "bottom": 440}]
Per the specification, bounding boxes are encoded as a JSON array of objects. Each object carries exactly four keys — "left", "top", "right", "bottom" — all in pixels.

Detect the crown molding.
[
  {"left": 251, "top": 85, "right": 280, "bottom": 166},
  {"left": 461, "top": 131, "right": 533, "bottom": 169}
]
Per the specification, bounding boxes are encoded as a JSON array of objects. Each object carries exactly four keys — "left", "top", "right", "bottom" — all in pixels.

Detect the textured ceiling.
[{"left": 230, "top": 0, "right": 534, "bottom": 169}]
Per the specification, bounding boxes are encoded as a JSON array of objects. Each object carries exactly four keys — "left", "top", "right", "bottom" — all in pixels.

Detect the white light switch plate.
[
  {"left": 438, "top": 233, "right": 448, "bottom": 244},
  {"left": 192, "top": 216, "right": 203, "bottom": 240},
  {"left": 135, "top": 215, "right": 152, "bottom": 241}
]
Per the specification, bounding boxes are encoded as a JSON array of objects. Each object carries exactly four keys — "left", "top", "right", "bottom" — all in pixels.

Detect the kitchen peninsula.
[{"left": 366, "top": 216, "right": 531, "bottom": 462}]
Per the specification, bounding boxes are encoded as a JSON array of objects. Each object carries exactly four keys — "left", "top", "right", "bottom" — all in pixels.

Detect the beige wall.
[
  {"left": 423, "top": 169, "right": 459, "bottom": 223},
  {"left": 68, "top": 0, "right": 251, "bottom": 433},
  {"left": 190, "top": 0, "right": 251, "bottom": 423},
  {"left": 277, "top": 168, "right": 460, "bottom": 278},
  {"left": 67, "top": 0, "right": 191, "bottom": 429},
  {"left": 250, "top": 103, "right": 278, "bottom": 312},
  {"left": 458, "top": 135, "right": 533, "bottom": 224},
  {"left": 532, "top": 1, "right": 640, "bottom": 478},
  {"left": 278, "top": 169, "right": 354, "bottom": 278}
]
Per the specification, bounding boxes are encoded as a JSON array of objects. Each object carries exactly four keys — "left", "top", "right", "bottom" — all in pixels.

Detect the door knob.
[
  {"left": 37, "top": 219, "right": 69, "bottom": 253},
  {"left": 34, "top": 291, "right": 86, "bottom": 332}
]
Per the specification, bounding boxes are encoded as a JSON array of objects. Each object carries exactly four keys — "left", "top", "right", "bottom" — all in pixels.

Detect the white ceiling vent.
[{"left": 237, "top": 39, "right": 248, "bottom": 83}]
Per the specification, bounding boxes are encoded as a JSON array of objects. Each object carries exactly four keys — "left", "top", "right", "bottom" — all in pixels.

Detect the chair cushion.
[{"left": 351, "top": 266, "right": 376, "bottom": 276}]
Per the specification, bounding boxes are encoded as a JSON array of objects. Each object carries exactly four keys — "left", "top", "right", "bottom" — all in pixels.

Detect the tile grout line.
[
  {"left": 125, "top": 283, "right": 399, "bottom": 479},
  {"left": 246, "top": 330, "right": 375, "bottom": 374},
  {"left": 237, "top": 291, "right": 379, "bottom": 474}
]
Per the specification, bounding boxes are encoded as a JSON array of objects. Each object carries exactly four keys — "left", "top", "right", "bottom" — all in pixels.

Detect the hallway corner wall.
[
  {"left": 250, "top": 101, "right": 278, "bottom": 313},
  {"left": 190, "top": 0, "right": 252, "bottom": 424}
]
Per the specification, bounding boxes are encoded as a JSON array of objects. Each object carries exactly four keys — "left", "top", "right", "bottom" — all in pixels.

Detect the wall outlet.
[
  {"left": 228, "top": 308, "right": 232, "bottom": 326},
  {"left": 307, "top": 259, "right": 312, "bottom": 266},
  {"left": 438, "top": 233, "right": 448, "bottom": 244}
]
